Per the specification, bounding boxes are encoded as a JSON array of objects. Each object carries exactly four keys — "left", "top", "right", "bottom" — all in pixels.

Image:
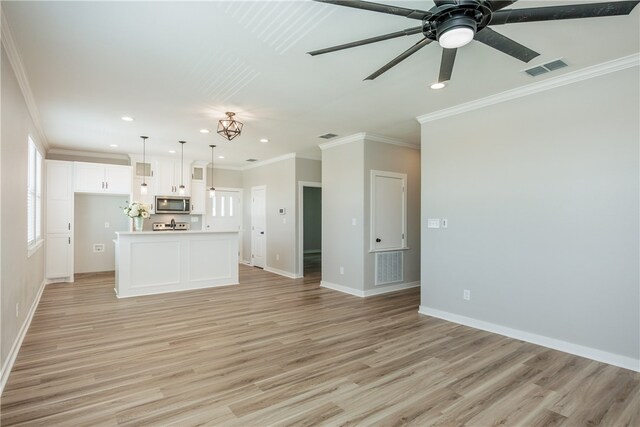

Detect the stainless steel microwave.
[{"left": 155, "top": 196, "right": 191, "bottom": 214}]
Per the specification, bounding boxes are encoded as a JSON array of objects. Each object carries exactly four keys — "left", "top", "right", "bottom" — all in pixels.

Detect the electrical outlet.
[
  {"left": 93, "top": 243, "right": 105, "bottom": 253},
  {"left": 340, "top": 266, "right": 344, "bottom": 275},
  {"left": 463, "top": 290, "right": 471, "bottom": 301},
  {"left": 276, "top": 254, "right": 280, "bottom": 261},
  {"left": 282, "top": 217, "right": 286, "bottom": 224},
  {"left": 191, "top": 216, "right": 199, "bottom": 223},
  {"left": 104, "top": 222, "right": 110, "bottom": 228},
  {"left": 15, "top": 303, "right": 19, "bottom": 318},
  {"left": 352, "top": 218, "right": 357, "bottom": 226}
]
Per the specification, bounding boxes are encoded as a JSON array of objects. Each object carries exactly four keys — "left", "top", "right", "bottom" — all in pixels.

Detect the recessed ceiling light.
[
  {"left": 121, "top": 116, "right": 134, "bottom": 122},
  {"left": 168, "top": 150, "right": 176, "bottom": 154},
  {"left": 218, "top": 155, "right": 225, "bottom": 159},
  {"left": 430, "top": 82, "right": 446, "bottom": 90},
  {"left": 260, "top": 138, "right": 269, "bottom": 143},
  {"left": 109, "top": 144, "right": 118, "bottom": 148},
  {"left": 200, "top": 129, "right": 210, "bottom": 134}
]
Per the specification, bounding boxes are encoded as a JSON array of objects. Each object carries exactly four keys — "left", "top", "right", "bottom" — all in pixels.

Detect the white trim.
[
  {"left": 320, "top": 280, "right": 365, "bottom": 297},
  {"left": 298, "top": 181, "right": 322, "bottom": 277},
  {"left": 243, "top": 153, "right": 296, "bottom": 170},
  {"left": 296, "top": 154, "right": 322, "bottom": 161},
  {"left": 0, "top": 279, "right": 46, "bottom": 394},
  {"left": 264, "top": 266, "right": 301, "bottom": 279},
  {"left": 319, "top": 132, "right": 419, "bottom": 151},
  {"left": 363, "top": 281, "right": 419, "bottom": 296},
  {"left": 418, "top": 306, "right": 640, "bottom": 373},
  {"left": 0, "top": 12, "right": 49, "bottom": 150},
  {"left": 321, "top": 280, "right": 420, "bottom": 298},
  {"left": 48, "top": 148, "right": 130, "bottom": 162},
  {"left": 27, "top": 238, "right": 44, "bottom": 258},
  {"left": 416, "top": 54, "right": 640, "bottom": 124}
]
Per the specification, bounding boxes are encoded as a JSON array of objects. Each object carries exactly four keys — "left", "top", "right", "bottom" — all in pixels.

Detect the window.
[{"left": 27, "top": 136, "right": 42, "bottom": 249}]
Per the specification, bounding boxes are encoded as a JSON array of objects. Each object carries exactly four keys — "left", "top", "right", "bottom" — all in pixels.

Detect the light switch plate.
[{"left": 427, "top": 218, "right": 440, "bottom": 229}]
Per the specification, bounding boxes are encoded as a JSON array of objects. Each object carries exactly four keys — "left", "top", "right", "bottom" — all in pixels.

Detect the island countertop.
[{"left": 116, "top": 229, "right": 239, "bottom": 236}]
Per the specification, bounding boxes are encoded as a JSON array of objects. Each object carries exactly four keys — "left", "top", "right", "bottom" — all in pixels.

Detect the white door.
[
  {"left": 371, "top": 171, "right": 406, "bottom": 251},
  {"left": 251, "top": 186, "right": 266, "bottom": 268},
  {"left": 209, "top": 190, "right": 242, "bottom": 231}
]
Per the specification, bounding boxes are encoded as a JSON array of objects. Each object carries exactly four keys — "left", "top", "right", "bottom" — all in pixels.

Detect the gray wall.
[
  {"left": 303, "top": 187, "right": 321, "bottom": 252},
  {"left": 242, "top": 157, "right": 296, "bottom": 273},
  {"left": 210, "top": 167, "right": 243, "bottom": 189},
  {"left": 1, "top": 46, "right": 46, "bottom": 370},
  {"left": 322, "top": 141, "right": 365, "bottom": 290},
  {"left": 420, "top": 67, "right": 639, "bottom": 361},
  {"left": 363, "top": 140, "right": 421, "bottom": 290},
  {"left": 74, "top": 194, "right": 130, "bottom": 273}
]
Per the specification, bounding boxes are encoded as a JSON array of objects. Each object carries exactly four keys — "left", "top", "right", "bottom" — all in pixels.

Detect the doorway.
[
  {"left": 251, "top": 186, "right": 266, "bottom": 268},
  {"left": 298, "top": 181, "right": 321, "bottom": 278},
  {"left": 206, "top": 187, "right": 243, "bottom": 262}
]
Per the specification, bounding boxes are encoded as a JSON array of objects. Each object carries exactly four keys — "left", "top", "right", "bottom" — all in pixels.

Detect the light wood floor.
[{"left": 2, "top": 265, "right": 638, "bottom": 426}]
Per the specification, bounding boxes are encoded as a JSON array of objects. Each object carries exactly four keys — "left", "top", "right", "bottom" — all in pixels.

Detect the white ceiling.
[{"left": 3, "top": 1, "right": 639, "bottom": 166}]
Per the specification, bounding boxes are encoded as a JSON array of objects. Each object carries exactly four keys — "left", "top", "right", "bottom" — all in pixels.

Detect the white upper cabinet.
[
  {"left": 74, "top": 162, "right": 131, "bottom": 195},
  {"left": 155, "top": 158, "right": 190, "bottom": 196}
]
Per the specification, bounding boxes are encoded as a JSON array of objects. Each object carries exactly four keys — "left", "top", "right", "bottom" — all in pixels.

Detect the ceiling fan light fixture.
[
  {"left": 437, "top": 16, "right": 477, "bottom": 49},
  {"left": 438, "top": 26, "right": 475, "bottom": 49},
  {"left": 217, "top": 112, "right": 243, "bottom": 141}
]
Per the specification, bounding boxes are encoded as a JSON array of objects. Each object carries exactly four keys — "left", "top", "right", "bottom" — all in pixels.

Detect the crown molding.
[
  {"left": 242, "top": 152, "right": 297, "bottom": 170},
  {"left": 1, "top": 9, "right": 49, "bottom": 150},
  {"left": 49, "top": 148, "right": 130, "bottom": 161},
  {"left": 416, "top": 54, "right": 640, "bottom": 125},
  {"left": 296, "top": 154, "right": 322, "bottom": 161},
  {"left": 319, "top": 132, "right": 419, "bottom": 151}
]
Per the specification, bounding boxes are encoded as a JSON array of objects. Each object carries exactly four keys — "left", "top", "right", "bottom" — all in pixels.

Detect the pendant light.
[
  {"left": 140, "top": 136, "right": 149, "bottom": 195},
  {"left": 217, "top": 112, "right": 243, "bottom": 141},
  {"left": 178, "top": 141, "right": 186, "bottom": 195},
  {"left": 209, "top": 145, "right": 216, "bottom": 198}
]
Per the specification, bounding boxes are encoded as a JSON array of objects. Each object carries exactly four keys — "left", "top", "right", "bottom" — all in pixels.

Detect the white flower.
[{"left": 123, "top": 201, "right": 150, "bottom": 218}]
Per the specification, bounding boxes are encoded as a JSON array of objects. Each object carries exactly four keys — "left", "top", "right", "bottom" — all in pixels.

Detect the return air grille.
[
  {"left": 375, "top": 251, "right": 403, "bottom": 286},
  {"left": 524, "top": 58, "right": 568, "bottom": 77},
  {"left": 318, "top": 133, "right": 338, "bottom": 139}
]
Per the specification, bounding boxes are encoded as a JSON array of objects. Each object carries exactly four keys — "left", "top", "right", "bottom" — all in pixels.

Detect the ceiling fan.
[{"left": 308, "top": 0, "right": 640, "bottom": 84}]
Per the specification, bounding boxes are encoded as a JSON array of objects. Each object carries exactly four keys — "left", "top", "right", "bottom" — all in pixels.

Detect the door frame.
[
  {"left": 297, "top": 181, "right": 322, "bottom": 277},
  {"left": 250, "top": 185, "right": 267, "bottom": 268}
]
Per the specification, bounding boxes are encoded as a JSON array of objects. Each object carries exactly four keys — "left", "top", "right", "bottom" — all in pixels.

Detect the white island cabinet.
[{"left": 114, "top": 230, "right": 239, "bottom": 298}]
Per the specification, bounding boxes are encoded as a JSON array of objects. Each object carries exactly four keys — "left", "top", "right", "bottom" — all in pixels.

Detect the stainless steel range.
[{"left": 152, "top": 221, "right": 190, "bottom": 231}]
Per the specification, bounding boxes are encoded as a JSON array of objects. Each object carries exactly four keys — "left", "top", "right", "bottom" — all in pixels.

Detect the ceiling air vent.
[
  {"left": 318, "top": 133, "right": 338, "bottom": 139},
  {"left": 524, "top": 58, "right": 568, "bottom": 77},
  {"left": 246, "top": 158, "right": 258, "bottom": 162}
]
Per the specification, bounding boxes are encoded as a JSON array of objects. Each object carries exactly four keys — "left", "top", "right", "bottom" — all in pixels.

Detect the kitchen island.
[{"left": 114, "top": 230, "right": 239, "bottom": 298}]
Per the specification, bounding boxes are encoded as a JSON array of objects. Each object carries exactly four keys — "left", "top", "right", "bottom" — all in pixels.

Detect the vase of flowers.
[{"left": 123, "top": 201, "right": 151, "bottom": 231}]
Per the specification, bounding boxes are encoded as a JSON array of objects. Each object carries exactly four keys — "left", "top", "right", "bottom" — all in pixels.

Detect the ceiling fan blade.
[
  {"left": 308, "top": 26, "right": 423, "bottom": 56},
  {"left": 490, "top": 1, "right": 640, "bottom": 25},
  {"left": 438, "top": 48, "right": 457, "bottom": 83},
  {"left": 474, "top": 27, "right": 540, "bottom": 62},
  {"left": 489, "top": 1, "right": 518, "bottom": 12},
  {"left": 313, "top": 0, "right": 432, "bottom": 20},
  {"left": 365, "top": 37, "right": 433, "bottom": 80}
]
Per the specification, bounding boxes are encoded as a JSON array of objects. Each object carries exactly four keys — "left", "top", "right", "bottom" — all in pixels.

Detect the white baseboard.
[
  {"left": 303, "top": 249, "right": 321, "bottom": 254},
  {"left": 321, "top": 280, "right": 420, "bottom": 298},
  {"left": 419, "top": 306, "right": 640, "bottom": 373},
  {"left": 1, "top": 279, "right": 46, "bottom": 394},
  {"left": 241, "top": 260, "right": 252, "bottom": 266},
  {"left": 320, "top": 280, "right": 365, "bottom": 297},
  {"left": 364, "top": 281, "right": 420, "bottom": 296},
  {"left": 264, "top": 266, "right": 301, "bottom": 279}
]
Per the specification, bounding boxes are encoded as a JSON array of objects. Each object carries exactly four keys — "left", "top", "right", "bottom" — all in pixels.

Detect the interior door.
[
  {"left": 251, "top": 186, "right": 266, "bottom": 268},
  {"left": 372, "top": 171, "right": 406, "bottom": 251},
  {"left": 209, "top": 190, "right": 242, "bottom": 231}
]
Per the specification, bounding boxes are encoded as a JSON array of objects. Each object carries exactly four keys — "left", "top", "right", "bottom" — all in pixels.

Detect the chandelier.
[{"left": 217, "top": 112, "right": 243, "bottom": 141}]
